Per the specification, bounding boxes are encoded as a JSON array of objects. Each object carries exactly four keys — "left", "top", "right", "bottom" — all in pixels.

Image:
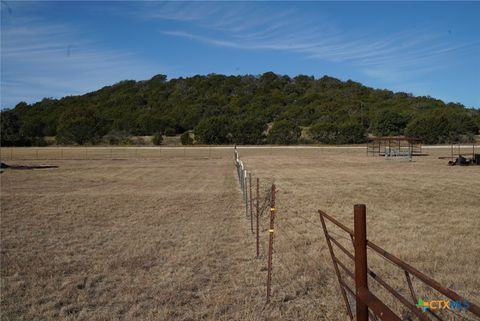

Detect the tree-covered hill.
[{"left": 1, "top": 72, "right": 479, "bottom": 146}]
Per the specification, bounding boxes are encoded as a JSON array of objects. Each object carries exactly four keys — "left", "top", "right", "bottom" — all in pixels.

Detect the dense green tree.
[
  {"left": 56, "top": 107, "right": 104, "bottom": 144},
  {"left": 309, "top": 121, "right": 339, "bottom": 144},
  {"left": 405, "top": 114, "right": 449, "bottom": 144},
  {"left": 230, "top": 117, "right": 266, "bottom": 144},
  {"left": 194, "top": 116, "right": 231, "bottom": 144},
  {"left": 337, "top": 120, "right": 367, "bottom": 144},
  {"left": 371, "top": 110, "right": 409, "bottom": 136},
  {"left": 1, "top": 109, "right": 23, "bottom": 146},
  {"left": 267, "top": 120, "right": 301, "bottom": 144},
  {"left": 405, "top": 111, "right": 478, "bottom": 144}
]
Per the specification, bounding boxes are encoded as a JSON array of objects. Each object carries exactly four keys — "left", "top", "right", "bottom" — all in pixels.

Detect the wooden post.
[{"left": 354, "top": 204, "right": 368, "bottom": 321}]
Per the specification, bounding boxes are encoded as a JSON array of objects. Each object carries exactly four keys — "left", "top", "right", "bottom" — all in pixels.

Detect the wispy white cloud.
[
  {"left": 149, "top": 2, "right": 479, "bottom": 88},
  {"left": 1, "top": 16, "right": 160, "bottom": 108}
]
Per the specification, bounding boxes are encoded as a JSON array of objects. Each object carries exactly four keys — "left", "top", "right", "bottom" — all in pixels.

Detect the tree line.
[{"left": 1, "top": 73, "right": 479, "bottom": 146}]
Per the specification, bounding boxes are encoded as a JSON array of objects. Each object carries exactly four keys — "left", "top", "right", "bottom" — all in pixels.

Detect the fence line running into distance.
[{"left": 233, "top": 147, "right": 480, "bottom": 321}]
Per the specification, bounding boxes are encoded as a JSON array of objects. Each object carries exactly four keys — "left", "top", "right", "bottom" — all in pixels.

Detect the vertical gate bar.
[
  {"left": 404, "top": 271, "right": 417, "bottom": 304},
  {"left": 266, "top": 184, "right": 276, "bottom": 304},
  {"left": 256, "top": 177, "right": 260, "bottom": 258},
  {"left": 319, "top": 212, "right": 354, "bottom": 321},
  {"left": 354, "top": 204, "right": 368, "bottom": 321}
]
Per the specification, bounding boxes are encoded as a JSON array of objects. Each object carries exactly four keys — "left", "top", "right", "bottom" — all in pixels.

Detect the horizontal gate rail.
[{"left": 319, "top": 206, "right": 480, "bottom": 321}]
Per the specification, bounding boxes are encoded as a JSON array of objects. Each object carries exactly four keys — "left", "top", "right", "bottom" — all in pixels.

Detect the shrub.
[
  {"left": 310, "top": 120, "right": 366, "bottom": 144},
  {"left": 164, "top": 128, "right": 176, "bottom": 136},
  {"left": 103, "top": 130, "right": 130, "bottom": 145},
  {"left": 131, "top": 137, "right": 146, "bottom": 145},
  {"left": 181, "top": 132, "right": 193, "bottom": 145},
  {"left": 152, "top": 133, "right": 163, "bottom": 145},
  {"left": 120, "top": 137, "right": 133, "bottom": 145}
]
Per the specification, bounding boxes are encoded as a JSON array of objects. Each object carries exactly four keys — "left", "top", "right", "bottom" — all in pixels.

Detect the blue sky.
[{"left": 1, "top": 1, "right": 479, "bottom": 109}]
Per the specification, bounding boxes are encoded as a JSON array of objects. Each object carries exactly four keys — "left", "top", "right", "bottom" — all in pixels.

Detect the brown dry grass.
[{"left": 1, "top": 147, "right": 479, "bottom": 321}]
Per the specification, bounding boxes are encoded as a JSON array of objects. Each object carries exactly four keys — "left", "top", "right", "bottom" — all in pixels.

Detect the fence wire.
[{"left": 233, "top": 148, "right": 332, "bottom": 321}]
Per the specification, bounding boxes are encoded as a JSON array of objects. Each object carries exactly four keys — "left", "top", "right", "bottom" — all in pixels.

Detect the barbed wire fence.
[
  {"left": 234, "top": 147, "right": 334, "bottom": 319},
  {"left": 233, "top": 147, "right": 480, "bottom": 321}
]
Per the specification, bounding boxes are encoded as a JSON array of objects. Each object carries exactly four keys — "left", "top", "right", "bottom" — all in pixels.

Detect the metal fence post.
[
  {"left": 256, "top": 177, "right": 260, "bottom": 258},
  {"left": 244, "top": 170, "right": 248, "bottom": 216},
  {"left": 354, "top": 204, "right": 368, "bottom": 321},
  {"left": 249, "top": 173, "right": 253, "bottom": 233},
  {"left": 266, "top": 183, "right": 276, "bottom": 304}
]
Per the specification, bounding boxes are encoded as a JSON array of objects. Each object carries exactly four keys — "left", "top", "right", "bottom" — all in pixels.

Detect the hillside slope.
[{"left": 1, "top": 73, "right": 479, "bottom": 146}]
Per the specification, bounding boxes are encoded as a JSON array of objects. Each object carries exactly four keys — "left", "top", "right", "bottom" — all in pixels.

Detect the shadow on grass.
[{"left": 1, "top": 162, "right": 59, "bottom": 170}]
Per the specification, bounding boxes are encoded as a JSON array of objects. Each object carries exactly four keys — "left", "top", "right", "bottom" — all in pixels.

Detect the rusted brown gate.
[{"left": 319, "top": 205, "right": 480, "bottom": 321}]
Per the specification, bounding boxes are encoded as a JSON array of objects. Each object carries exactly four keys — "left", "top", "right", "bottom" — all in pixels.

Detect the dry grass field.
[{"left": 1, "top": 147, "right": 479, "bottom": 321}]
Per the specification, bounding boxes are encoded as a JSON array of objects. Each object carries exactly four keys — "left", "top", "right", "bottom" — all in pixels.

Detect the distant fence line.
[
  {"left": 0, "top": 146, "right": 225, "bottom": 161},
  {"left": 0, "top": 145, "right": 367, "bottom": 161},
  {"left": 234, "top": 147, "right": 480, "bottom": 321},
  {"left": 0, "top": 145, "right": 463, "bottom": 162}
]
